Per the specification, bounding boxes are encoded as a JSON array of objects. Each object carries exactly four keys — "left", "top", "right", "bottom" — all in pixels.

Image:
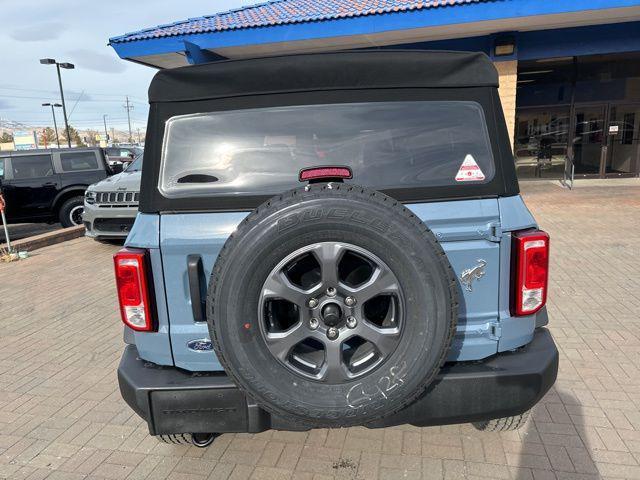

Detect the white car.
[{"left": 83, "top": 155, "right": 141, "bottom": 240}]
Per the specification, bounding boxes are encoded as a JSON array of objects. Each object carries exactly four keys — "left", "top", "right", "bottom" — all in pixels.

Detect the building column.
[{"left": 494, "top": 60, "right": 518, "bottom": 152}]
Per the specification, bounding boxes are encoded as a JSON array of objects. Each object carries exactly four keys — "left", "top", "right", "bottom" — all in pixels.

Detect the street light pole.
[
  {"left": 103, "top": 115, "right": 109, "bottom": 144},
  {"left": 42, "top": 103, "right": 62, "bottom": 148},
  {"left": 40, "top": 58, "right": 75, "bottom": 148},
  {"left": 55, "top": 63, "right": 71, "bottom": 148},
  {"left": 51, "top": 105, "right": 60, "bottom": 148}
]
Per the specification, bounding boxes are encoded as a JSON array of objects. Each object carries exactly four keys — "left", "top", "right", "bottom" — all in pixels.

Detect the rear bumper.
[{"left": 118, "top": 328, "right": 558, "bottom": 435}]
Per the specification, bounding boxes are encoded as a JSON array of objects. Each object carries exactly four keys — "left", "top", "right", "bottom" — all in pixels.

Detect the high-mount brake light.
[
  {"left": 114, "top": 248, "right": 156, "bottom": 332},
  {"left": 299, "top": 166, "right": 352, "bottom": 182},
  {"left": 512, "top": 230, "right": 550, "bottom": 316}
]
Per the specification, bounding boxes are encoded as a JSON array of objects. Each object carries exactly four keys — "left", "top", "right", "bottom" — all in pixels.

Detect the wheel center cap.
[{"left": 321, "top": 302, "right": 342, "bottom": 327}]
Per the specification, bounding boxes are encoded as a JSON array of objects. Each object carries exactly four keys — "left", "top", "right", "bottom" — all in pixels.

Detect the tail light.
[
  {"left": 512, "top": 230, "right": 549, "bottom": 316},
  {"left": 114, "top": 248, "right": 156, "bottom": 331}
]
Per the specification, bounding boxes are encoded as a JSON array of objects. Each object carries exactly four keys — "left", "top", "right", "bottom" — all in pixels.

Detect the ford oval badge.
[{"left": 187, "top": 339, "right": 213, "bottom": 352}]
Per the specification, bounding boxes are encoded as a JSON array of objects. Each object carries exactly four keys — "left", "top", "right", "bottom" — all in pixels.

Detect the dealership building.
[{"left": 110, "top": 0, "right": 640, "bottom": 180}]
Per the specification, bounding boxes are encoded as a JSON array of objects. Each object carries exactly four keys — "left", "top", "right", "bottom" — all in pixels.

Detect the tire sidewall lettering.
[{"left": 278, "top": 207, "right": 403, "bottom": 240}]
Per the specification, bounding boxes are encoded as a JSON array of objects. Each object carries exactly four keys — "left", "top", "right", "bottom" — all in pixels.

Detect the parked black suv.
[{"left": 0, "top": 148, "right": 115, "bottom": 227}]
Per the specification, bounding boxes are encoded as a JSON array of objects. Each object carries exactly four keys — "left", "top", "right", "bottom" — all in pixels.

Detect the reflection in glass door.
[
  {"left": 514, "top": 107, "right": 570, "bottom": 179},
  {"left": 572, "top": 105, "right": 606, "bottom": 176},
  {"left": 606, "top": 104, "right": 640, "bottom": 176}
]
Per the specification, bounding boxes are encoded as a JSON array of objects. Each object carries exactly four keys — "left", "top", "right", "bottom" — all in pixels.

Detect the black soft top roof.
[{"left": 149, "top": 50, "right": 499, "bottom": 103}]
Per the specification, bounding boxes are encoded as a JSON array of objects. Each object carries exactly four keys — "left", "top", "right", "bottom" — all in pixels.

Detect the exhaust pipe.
[{"left": 191, "top": 433, "right": 218, "bottom": 448}]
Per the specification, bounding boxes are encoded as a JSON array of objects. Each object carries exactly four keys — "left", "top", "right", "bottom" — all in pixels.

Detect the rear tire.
[
  {"left": 208, "top": 183, "right": 458, "bottom": 427},
  {"left": 472, "top": 410, "right": 530, "bottom": 431},
  {"left": 58, "top": 196, "right": 84, "bottom": 228},
  {"left": 157, "top": 433, "right": 191, "bottom": 445}
]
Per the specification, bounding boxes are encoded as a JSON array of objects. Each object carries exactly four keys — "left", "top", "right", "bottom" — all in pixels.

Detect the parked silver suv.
[{"left": 83, "top": 155, "right": 141, "bottom": 239}]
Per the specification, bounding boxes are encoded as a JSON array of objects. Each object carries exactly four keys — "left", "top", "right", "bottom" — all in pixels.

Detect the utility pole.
[
  {"left": 123, "top": 96, "right": 133, "bottom": 143},
  {"left": 103, "top": 114, "right": 109, "bottom": 144}
]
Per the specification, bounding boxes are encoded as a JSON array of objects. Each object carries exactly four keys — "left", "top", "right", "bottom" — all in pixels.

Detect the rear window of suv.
[
  {"left": 60, "top": 151, "right": 99, "bottom": 171},
  {"left": 159, "top": 101, "right": 495, "bottom": 198}
]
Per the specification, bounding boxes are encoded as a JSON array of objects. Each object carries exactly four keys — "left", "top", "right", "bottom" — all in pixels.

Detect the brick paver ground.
[{"left": 1, "top": 179, "right": 639, "bottom": 480}]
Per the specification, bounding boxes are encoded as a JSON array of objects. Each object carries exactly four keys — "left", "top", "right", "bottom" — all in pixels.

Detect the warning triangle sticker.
[{"left": 455, "top": 154, "right": 485, "bottom": 182}]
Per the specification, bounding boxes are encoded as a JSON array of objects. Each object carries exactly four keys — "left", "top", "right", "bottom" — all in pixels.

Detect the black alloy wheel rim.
[
  {"left": 70, "top": 206, "right": 84, "bottom": 226},
  {"left": 258, "top": 242, "right": 404, "bottom": 383}
]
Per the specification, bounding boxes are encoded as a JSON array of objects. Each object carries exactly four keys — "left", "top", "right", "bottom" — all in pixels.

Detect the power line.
[
  {"left": 0, "top": 86, "right": 148, "bottom": 103},
  {"left": 0, "top": 93, "right": 148, "bottom": 104},
  {"left": 7, "top": 112, "right": 146, "bottom": 118},
  {"left": 67, "top": 90, "right": 86, "bottom": 121},
  {"left": 5, "top": 113, "right": 147, "bottom": 121},
  {"left": 6, "top": 116, "right": 146, "bottom": 124}
]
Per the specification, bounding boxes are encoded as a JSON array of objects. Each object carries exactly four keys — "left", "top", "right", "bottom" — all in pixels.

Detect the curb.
[{"left": 1, "top": 225, "right": 85, "bottom": 252}]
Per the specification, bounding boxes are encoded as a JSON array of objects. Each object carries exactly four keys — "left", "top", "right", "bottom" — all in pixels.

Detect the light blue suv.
[{"left": 114, "top": 50, "right": 558, "bottom": 447}]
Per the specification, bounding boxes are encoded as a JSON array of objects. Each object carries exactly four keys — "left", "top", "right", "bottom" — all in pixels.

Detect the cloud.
[
  {"left": 66, "top": 49, "right": 128, "bottom": 74},
  {"left": 10, "top": 22, "right": 66, "bottom": 42}
]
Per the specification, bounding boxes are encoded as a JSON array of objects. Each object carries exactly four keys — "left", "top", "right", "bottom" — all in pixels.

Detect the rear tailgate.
[{"left": 160, "top": 198, "right": 502, "bottom": 371}]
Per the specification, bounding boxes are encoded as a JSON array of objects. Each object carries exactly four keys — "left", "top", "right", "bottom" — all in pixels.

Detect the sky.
[{"left": 0, "top": 0, "right": 248, "bottom": 131}]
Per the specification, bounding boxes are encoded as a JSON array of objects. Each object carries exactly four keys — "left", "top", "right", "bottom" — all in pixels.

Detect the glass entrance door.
[
  {"left": 572, "top": 105, "right": 606, "bottom": 176},
  {"left": 605, "top": 104, "right": 640, "bottom": 177},
  {"left": 514, "top": 107, "right": 570, "bottom": 179}
]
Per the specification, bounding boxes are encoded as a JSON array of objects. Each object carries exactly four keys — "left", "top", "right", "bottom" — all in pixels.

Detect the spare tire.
[{"left": 207, "top": 183, "right": 457, "bottom": 427}]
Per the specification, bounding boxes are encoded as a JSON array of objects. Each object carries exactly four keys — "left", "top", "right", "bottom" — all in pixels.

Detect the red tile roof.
[{"left": 110, "top": 0, "right": 495, "bottom": 44}]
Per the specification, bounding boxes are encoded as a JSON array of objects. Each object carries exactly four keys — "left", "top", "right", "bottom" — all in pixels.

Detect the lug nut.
[
  {"left": 344, "top": 296, "right": 356, "bottom": 307},
  {"left": 346, "top": 316, "right": 357, "bottom": 329},
  {"left": 326, "top": 327, "right": 339, "bottom": 340},
  {"left": 307, "top": 298, "right": 319, "bottom": 308},
  {"left": 326, "top": 287, "right": 337, "bottom": 297},
  {"left": 309, "top": 318, "right": 319, "bottom": 330}
]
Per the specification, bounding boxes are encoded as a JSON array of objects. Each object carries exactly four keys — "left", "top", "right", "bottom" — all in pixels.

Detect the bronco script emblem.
[{"left": 460, "top": 259, "right": 487, "bottom": 292}]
